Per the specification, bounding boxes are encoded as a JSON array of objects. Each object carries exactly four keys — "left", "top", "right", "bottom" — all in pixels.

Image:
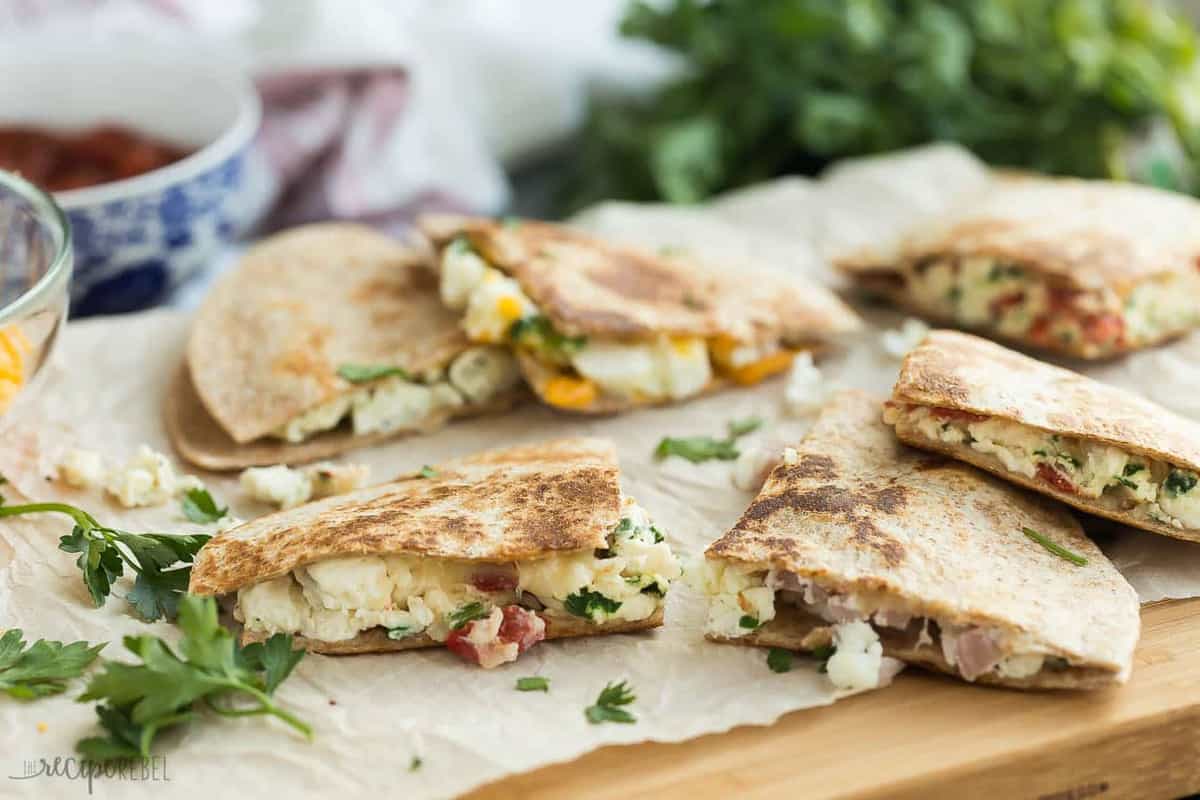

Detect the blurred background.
[{"left": 2, "top": 0, "right": 1199, "bottom": 316}]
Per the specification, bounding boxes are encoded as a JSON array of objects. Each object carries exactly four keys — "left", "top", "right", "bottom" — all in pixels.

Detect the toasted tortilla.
[
  {"left": 189, "top": 437, "right": 621, "bottom": 596},
  {"left": 706, "top": 389, "right": 1139, "bottom": 688},
  {"left": 418, "top": 214, "right": 861, "bottom": 343},
  {"left": 175, "top": 223, "right": 521, "bottom": 468},
  {"left": 889, "top": 329, "right": 1200, "bottom": 542},
  {"left": 836, "top": 175, "right": 1200, "bottom": 356}
]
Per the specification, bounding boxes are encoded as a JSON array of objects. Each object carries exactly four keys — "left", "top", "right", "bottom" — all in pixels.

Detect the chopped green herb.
[
  {"left": 564, "top": 589, "right": 622, "bottom": 621},
  {"left": 681, "top": 292, "right": 706, "bottom": 310},
  {"left": 76, "top": 595, "right": 308, "bottom": 761},
  {"left": 1045, "top": 656, "right": 1071, "bottom": 671},
  {"left": 337, "top": 363, "right": 410, "bottom": 384},
  {"left": 614, "top": 517, "right": 635, "bottom": 535},
  {"left": 766, "top": 647, "right": 793, "bottom": 674},
  {"left": 810, "top": 644, "right": 836, "bottom": 673},
  {"left": 386, "top": 626, "right": 416, "bottom": 640},
  {"left": 181, "top": 487, "right": 227, "bottom": 524},
  {"left": 1057, "top": 453, "right": 1081, "bottom": 468},
  {"left": 1115, "top": 477, "right": 1139, "bottom": 490},
  {"left": 640, "top": 583, "right": 664, "bottom": 597},
  {"left": 738, "top": 615, "right": 760, "bottom": 630},
  {"left": 1123, "top": 464, "right": 1145, "bottom": 477},
  {"left": 585, "top": 680, "right": 636, "bottom": 725},
  {"left": 945, "top": 287, "right": 963, "bottom": 303},
  {"left": 650, "top": 525, "right": 665, "bottom": 544},
  {"left": 1022, "top": 527, "right": 1088, "bottom": 566},
  {"left": 508, "top": 316, "right": 587, "bottom": 361},
  {"left": 0, "top": 500, "right": 209, "bottom": 621},
  {"left": 447, "top": 602, "right": 490, "bottom": 631},
  {"left": 1165, "top": 470, "right": 1198, "bottom": 497},
  {"left": 447, "top": 236, "right": 472, "bottom": 256},
  {"left": 409, "top": 756, "right": 423, "bottom": 772},
  {"left": 654, "top": 435, "right": 740, "bottom": 463},
  {"left": 0, "top": 629, "right": 104, "bottom": 700},
  {"left": 728, "top": 417, "right": 764, "bottom": 438},
  {"left": 516, "top": 676, "right": 549, "bottom": 692},
  {"left": 418, "top": 465, "right": 437, "bottom": 479},
  {"left": 1033, "top": 449, "right": 1049, "bottom": 457}
]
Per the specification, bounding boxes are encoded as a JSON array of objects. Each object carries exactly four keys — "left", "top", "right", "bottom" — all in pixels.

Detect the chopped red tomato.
[
  {"left": 988, "top": 291, "right": 1026, "bottom": 318},
  {"left": 1047, "top": 287, "right": 1083, "bottom": 311},
  {"left": 445, "top": 605, "right": 546, "bottom": 668},
  {"left": 1081, "top": 313, "right": 1125, "bottom": 347},
  {"left": 932, "top": 407, "right": 989, "bottom": 423},
  {"left": 1037, "top": 463, "right": 1077, "bottom": 495},
  {"left": 469, "top": 564, "right": 518, "bottom": 593}
]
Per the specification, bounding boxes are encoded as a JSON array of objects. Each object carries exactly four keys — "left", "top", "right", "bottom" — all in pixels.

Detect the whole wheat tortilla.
[
  {"left": 418, "top": 214, "right": 861, "bottom": 343},
  {"left": 889, "top": 330, "right": 1200, "bottom": 542},
  {"left": 706, "top": 389, "right": 1140, "bottom": 688},
  {"left": 177, "top": 223, "right": 521, "bottom": 468},
  {"left": 835, "top": 175, "right": 1200, "bottom": 357}
]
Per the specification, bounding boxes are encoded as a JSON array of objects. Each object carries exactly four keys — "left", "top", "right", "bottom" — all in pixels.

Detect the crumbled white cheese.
[
  {"left": 275, "top": 394, "right": 353, "bottom": 444},
  {"left": 239, "top": 464, "right": 313, "bottom": 509},
  {"left": 825, "top": 620, "right": 885, "bottom": 691},
  {"left": 304, "top": 462, "right": 370, "bottom": 499},
  {"left": 732, "top": 442, "right": 784, "bottom": 492},
  {"left": 995, "top": 653, "right": 1045, "bottom": 679},
  {"left": 570, "top": 336, "right": 711, "bottom": 402},
  {"left": 59, "top": 448, "right": 106, "bottom": 489},
  {"left": 691, "top": 559, "right": 775, "bottom": 638},
  {"left": 880, "top": 318, "right": 930, "bottom": 359},
  {"left": 783, "top": 351, "right": 829, "bottom": 416},
  {"left": 440, "top": 244, "right": 489, "bottom": 310},
  {"left": 103, "top": 446, "right": 186, "bottom": 508}
]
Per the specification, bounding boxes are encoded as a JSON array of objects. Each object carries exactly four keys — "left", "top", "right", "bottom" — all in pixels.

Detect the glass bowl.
[{"left": 0, "top": 168, "right": 72, "bottom": 420}]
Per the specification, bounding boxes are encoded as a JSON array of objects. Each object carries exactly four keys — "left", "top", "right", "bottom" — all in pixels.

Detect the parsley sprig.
[
  {"left": 585, "top": 680, "right": 637, "bottom": 724},
  {"left": 0, "top": 629, "right": 104, "bottom": 700},
  {"left": 654, "top": 416, "right": 764, "bottom": 464},
  {"left": 181, "top": 488, "right": 227, "bottom": 524},
  {"left": 446, "top": 602, "right": 490, "bottom": 631},
  {"left": 76, "top": 595, "right": 309, "bottom": 761},
  {"left": 0, "top": 499, "right": 209, "bottom": 621},
  {"left": 1022, "top": 527, "right": 1088, "bottom": 567},
  {"left": 337, "top": 364, "right": 410, "bottom": 383},
  {"left": 563, "top": 589, "right": 621, "bottom": 621}
]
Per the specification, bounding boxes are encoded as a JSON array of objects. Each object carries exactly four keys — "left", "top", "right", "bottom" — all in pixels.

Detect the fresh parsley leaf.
[
  {"left": 614, "top": 517, "right": 635, "bottom": 535},
  {"left": 1165, "top": 470, "right": 1198, "bottom": 497},
  {"left": 766, "top": 647, "right": 793, "bottom": 674},
  {"left": 76, "top": 595, "right": 310, "bottom": 761},
  {"left": 0, "top": 629, "right": 104, "bottom": 700},
  {"left": 1123, "top": 463, "right": 1145, "bottom": 477},
  {"left": 728, "top": 417, "right": 764, "bottom": 438},
  {"left": 650, "top": 525, "right": 665, "bottom": 544},
  {"left": 810, "top": 644, "right": 836, "bottom": 673},
  {"left": 0, "top": 501, "right": 209, "bottom": 621},
  {"left": 409, "top": 756, "right": 423, "bottom": 772},
  {"left": 337, "top": 363, "right": 410, "bottom": 384},
  {"left": 738, "top": 615, "right": 759, "bottom": 630},
  {"left": 386, "top": 626, "right": 416, "bottom": 640},
  {"left": 418, "top": 465, "right": 437, "bottom": 479},
  {"left": 585, "top": 680, "right": 636, "bottom": 724},
  {"left": 1022, "top": 527, "right": 1088, "bottom": 567},
  {"left": 516, "top": 676, "right": 549, "bottom": 692},
  {"left": 563, "top": 589, "right": 622, "bottom": 621},
  {"left": 181, "top": 488, "right": 227, "bottom": 524},
  {"left": 1115, "top": 477, "right": 1139, "bottom": 490},
  {"left": 508, "top": 316, "right": 587, "bottom": 362},
  {"left": 654, "top": 435, "right": 740, "bottom": 463},
  {"left": 447, "top": 602, "right": 490, "bottom": 631},
  {"left": 640, "top": 583, "right": 664, "bottom": 597}
]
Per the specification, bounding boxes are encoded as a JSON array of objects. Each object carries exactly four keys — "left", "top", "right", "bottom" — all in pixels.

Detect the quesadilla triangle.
[
  {"left": 886, "top": 329, "right": 1200, "bottom": 544},
  {"left": 416, "top": 214, "right": 861, "bottom": 413},
  {"left": 168, "top": 223, "right": 526, "bottom": 470},
  {"left": 188, "top": 438, "right": 681, "bottom": 667},
  {"left": 835, "top": 176, "right": 1200, "bottom": 359},
  {"left": 696, "top": 390, "right": 1139, "bottom": 690}
]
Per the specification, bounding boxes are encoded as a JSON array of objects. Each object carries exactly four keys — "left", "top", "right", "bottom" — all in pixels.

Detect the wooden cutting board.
[{"left": 469, "top": 598, "right": 1200, "bottom": 800}]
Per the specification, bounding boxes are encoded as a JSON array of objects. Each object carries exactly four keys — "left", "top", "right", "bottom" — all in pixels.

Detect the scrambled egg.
[
  {"left": 689, "top": 559, "right": 775, "bottom": 638},
  {"left": 569, "top": 337, "right": 711, "bottom": 403},
  {"left": 240, "top": 461, "right": 370, "bottom": 509},
  {"left": 0, "top": 324, "right": 30, "bottom": 414},
  {"left": 825, "top": 621, "right": 885, "bottom": 692},
  {"left": 236, "top": 496, "right": 680, "bottom": 642}
]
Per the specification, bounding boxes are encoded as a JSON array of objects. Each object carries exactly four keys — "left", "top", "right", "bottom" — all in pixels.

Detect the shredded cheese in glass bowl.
[{"left": 0, "top": 169, "right": 71, "bottom": 418}]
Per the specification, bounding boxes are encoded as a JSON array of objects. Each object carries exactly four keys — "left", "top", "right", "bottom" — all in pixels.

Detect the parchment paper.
[{"left": 3, "top": 145, "right": 1200, "bottom": 799}]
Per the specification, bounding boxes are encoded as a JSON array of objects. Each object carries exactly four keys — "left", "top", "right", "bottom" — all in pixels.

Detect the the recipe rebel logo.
[{"left": 8, "top": 755, "right": 170, "bottom": 794}]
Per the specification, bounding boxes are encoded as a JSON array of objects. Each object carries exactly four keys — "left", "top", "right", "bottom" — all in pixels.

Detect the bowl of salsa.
[{"left": 0, "top": 50, "right": 260, "bottom": 315}]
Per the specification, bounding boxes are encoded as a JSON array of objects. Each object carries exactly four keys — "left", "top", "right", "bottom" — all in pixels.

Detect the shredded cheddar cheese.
[
  {"left": 0, "top": 325, "right": 31, "bottom": 413},
  {"left": 725, "top": 350, "right": 796, "bottom": 386},
  {"left": 543, "top": 375, "right": 598, "bottom": 409},
  {"left": 496, "top": 296, "right": 525, "bottom": 322}
]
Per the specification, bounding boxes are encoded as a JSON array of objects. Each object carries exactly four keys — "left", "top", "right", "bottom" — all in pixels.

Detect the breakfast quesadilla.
[
  {"left": 188, "top": 438, "right": 681, "bottom": 667},
  {"left": 695, "top": 390, "right": 1139, "bottom": 690},
  {"left": 886, "top": 329, "right": 1200, "bottom": 544},
  {"left": 417, "top": 214, "right": 861, "bottom": 413},
  {"left": 167, "top": 224, "right": 525, "bottom": 470},
  {"left": 836, "top": 176, "right": 1200, "bottom": 359}
]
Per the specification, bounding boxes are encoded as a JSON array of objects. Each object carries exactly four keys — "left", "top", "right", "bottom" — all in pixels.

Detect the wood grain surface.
[{"left": 469, "top": 599, "right": 1200, "bottom": 800}]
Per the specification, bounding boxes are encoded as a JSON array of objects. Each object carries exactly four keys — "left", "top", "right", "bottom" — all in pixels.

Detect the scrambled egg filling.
[
  {"left": 271, "top": 346, "right": 520, "bottom": 443},
  {"left": 903, "top": 257, "right": 1200, "bottom": 350},
  {"left": 439, "top": 237, "right": 797, "bottom": 408},
  {"left": 240, "top": 462, "right": 370, "bottom": 510},
  {"left": 895, "top": 404, "right": 1200, "bottom": 530},
  {"left": 693, "top": 559, "right": 1068, "bottom": 685},
  {"left": 236, "top": 496, "right": 680, "bottom": 642}
]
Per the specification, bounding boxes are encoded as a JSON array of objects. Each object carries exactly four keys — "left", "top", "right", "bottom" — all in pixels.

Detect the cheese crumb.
[
  {"left": 305, "top": 462, "right": 370, "bottom": 499},
  {"left": 240, "top": 465, "right": 313, "bottom": 509},
  {"left": 783, "top": 352, "right": 829, "bottom": 416},
  {"left": 880, "top": 317, "right": 931, "bottom": 359},
  {"left": 825, "top": 621, "right": 885, "bottom": 691},
  {"left": 104, "top": 446, "right": 185, "bottom": 508},
  {"left": 59, "top": 449, "right": 106, "bottom": 489}
]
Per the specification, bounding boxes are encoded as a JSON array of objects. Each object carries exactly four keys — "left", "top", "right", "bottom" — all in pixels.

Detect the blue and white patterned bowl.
[{"left": 1, "top": 52, "right": 261, "bottom": 316}]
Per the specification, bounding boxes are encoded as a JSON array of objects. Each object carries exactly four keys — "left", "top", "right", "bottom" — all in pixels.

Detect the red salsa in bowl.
[{"left": 0, "top": 125, "right": 191, "bottom": 192}]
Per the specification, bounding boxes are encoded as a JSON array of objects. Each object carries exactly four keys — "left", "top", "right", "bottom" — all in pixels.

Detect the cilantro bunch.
[
  {"left": 565, "top": 0, "right": 1200, "bottom": 210},
  {"left": 77, "top": 595, "right": 308, "bottom": 761},
  {"left": 0, "top": 499, "right": 209, "bottom": 622}
]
